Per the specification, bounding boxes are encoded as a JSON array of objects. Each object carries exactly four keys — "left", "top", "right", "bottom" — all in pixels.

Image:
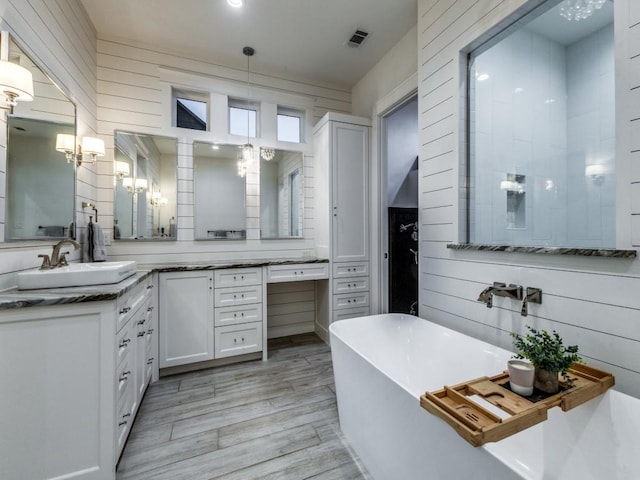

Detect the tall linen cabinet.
[{"left": 313, "top": 113, "right": 371, "bottom": 341}]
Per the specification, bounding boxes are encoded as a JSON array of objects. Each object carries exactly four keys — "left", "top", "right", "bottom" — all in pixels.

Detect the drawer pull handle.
[
  {"left": 122, "top": 413, "right": 131, "bottom": 419},
  {"left": 147, "top": 328, "right": 154, "bottom": 334},
  {"left": 119, "top": 420, "right": 128, "bottom": 427},
  {"left": 233, "top": 276, "right": 237, "bottom": 280},
  {"left": 241, "top": 312, "right": 244, "bottom": 316},
  {"left": 147, "top": 306, "right": 154, "bottom": 312},
  {"left": 120, "top": 306, "right": 131, "bottom": 314},
  {"left": 137, "top": 331, "right": 146, "bottom": 338},
  {"left": 234, "top": 313, "right": 237, "bottom": 317},
  {"left": 147, "top": 284, "right": 154, "bottom": 290},
  {"left": 137, "top": 319, "right": 146, "bottom": 325},
  {"left": 147, "top": 358, "right": 154, "bottom": 365},
  {"left": 119, "top": 338, "right": 131, "bottom": 348},
  {"left": 119, "top": 371, "right": 131, "bottom": 382}
]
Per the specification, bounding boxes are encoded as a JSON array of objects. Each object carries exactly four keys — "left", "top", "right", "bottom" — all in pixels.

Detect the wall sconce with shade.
[
  {"left": 55, "top": 133, "right": 105, "bottom": 166},
  {"left": 115, "top": 161, "right": 130, "bottom": 182},
  {"left": 0, "top": 31, "right": 34, "bottom": 113},
  {"left": 134, "top": 178, "right": 148, "bottom": 193},
  {"left": 585, "top": 164, "right": 606, "bottom": 185},
  {"left": 122, "top": 177, "right": 147, "bottom": 194}
]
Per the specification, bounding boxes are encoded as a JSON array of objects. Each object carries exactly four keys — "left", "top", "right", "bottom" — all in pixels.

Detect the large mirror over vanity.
[
  {"left": 260, "top": 148, "right": 304, "bottom": 239},
  {"left": 193, "top": 142, "right": 247, "bottom": 240},
  {"left": 5, "top": 38, "right": 76, "bottom": 241},
  {"left": 114, "top": 131, "right": 177, "bottom": 240}
]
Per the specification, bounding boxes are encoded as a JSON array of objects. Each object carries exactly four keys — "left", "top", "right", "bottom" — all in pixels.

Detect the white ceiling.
[{"left": 79, "top": 0, "right": 417, "bottom": 89}]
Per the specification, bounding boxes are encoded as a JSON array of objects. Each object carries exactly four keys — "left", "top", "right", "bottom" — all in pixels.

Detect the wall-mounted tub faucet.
[
  {"left": 477, "top": 282, "right": 523, "bottom": 308},
  {"left": 520, "top": 287, "right": 542, "bottom": 317}
]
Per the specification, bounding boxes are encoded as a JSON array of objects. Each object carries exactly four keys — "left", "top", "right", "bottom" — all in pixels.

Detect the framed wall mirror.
[
  {"left": 260, "top": 148, "right": 304, "bottom": 239},
  {"left": 467, "top": 1, "right": 615, "bottom": 249},
  {"left": 193, "top": 142, "right": 247, "bottom": 240},
  {"left": 114, "top": 131, "right": 177, "bottom": 240},
  {"left": 5, "top": 38, "right": 76, "bottom": 241}
]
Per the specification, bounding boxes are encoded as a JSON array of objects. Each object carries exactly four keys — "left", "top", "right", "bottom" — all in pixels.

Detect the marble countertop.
[{"left": 0, "top": 257, "right": 329, "bottom": 311}]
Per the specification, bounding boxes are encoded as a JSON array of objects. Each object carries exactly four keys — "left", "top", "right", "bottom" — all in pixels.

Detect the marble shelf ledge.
[
  {"left": 145, "top": 257, "right": 329, "bottom": 273},
  {"left": 447, "top": 243, "right": 637, "bottom": 259}
]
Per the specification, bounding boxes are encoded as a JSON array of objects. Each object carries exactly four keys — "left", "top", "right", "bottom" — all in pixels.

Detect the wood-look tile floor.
[{"left": 116, "top": 333, "right": 370, "bottom": 480}]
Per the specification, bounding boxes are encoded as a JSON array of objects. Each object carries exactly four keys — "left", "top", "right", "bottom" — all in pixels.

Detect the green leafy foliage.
[{"left": 511, "top": 325, "right": 582, "bottom": 384}]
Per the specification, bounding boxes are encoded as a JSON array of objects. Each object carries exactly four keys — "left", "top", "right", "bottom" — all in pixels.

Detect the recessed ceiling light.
[{"left": 227, "top": 0, "right": 243, "bottom": 7}]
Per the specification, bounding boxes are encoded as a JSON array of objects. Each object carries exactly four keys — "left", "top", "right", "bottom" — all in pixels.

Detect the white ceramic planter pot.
[{"left": 508, "top": 359, "right": 535, "bottom": 396}]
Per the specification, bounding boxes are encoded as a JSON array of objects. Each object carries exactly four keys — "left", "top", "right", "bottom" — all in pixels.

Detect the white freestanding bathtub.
[{"left": 329, "top": 314, "right": 640, "bottom": 480}]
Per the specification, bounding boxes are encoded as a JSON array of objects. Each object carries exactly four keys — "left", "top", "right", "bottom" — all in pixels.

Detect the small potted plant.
[{"left": 511, "top": 325, "right": 582, "bottom": 394}]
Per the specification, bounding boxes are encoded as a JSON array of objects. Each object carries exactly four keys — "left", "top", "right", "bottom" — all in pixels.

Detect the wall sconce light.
[
  {"left": 585, "top": 164, "right": 605, "bottom": 185},
  {"left": 55, "top": 134, "right": 105, "bottom": 166},
  {"left": 135, "top": 178, "right": 148, "bottom": 193},
  {"left": 115, "top": 161, "right": 130, "bottom": 182},
  {"left": 122, "top": 177, "right": 147, "bottom": 194},
  {"left": 151, "top": 191, "right": 168, "bottom": 207},
  {"left": 0, "top": 59, "right": 34, "bottom": 113},
  {"left": 122, "top": 177, "right": 134, "bottom": 193}
]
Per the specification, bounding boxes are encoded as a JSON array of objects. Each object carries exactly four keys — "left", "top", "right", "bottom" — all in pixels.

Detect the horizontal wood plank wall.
[
  {"left": 0, "top": 0, "right": 97, "bottom": 291},
  {"left": 96, "top": 37, "right": 350, "bottom": 264},
  {"left": 418, "top": 0, "right": 640, "bottom": 398},
  {"left": 267, "top": 281, "right": 316, "bottom": 338}
]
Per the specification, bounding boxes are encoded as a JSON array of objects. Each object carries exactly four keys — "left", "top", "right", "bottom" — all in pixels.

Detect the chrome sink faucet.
[{"left": 39, "top": 239, "right": 81, "bottom": 269}]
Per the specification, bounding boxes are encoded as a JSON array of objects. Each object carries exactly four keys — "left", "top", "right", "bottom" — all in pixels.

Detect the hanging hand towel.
[
  {"left": 91, "top": 222, "right": 108, "bottom": 262},
  {"left": 82, "top": 223, "right": 93, "bottom": 263}
]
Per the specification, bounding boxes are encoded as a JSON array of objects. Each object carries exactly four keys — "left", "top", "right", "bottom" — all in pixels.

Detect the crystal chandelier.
[
  {"left": 260, "top": 147, "right": 275, "bottom": 161},
  {"left": 238, "top": 46, "right": 256, "bottom": 178},
  {"left": 559, "top": 0, "right": 607, "bottom": 21}
]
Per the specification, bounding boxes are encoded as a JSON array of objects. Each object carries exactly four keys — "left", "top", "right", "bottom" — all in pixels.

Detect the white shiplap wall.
[
  {"left": 95, "top": 37, "right": 352, "bottom": 265},
  {"left": 0, "top": 0, "right": 97, "bottom": 290},
  {"left": 418, "top": 0, "right": 640, "bottom": 398}
]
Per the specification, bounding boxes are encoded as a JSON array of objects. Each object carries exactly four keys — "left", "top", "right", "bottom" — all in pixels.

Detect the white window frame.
[
  {"left": 228, "top": 97, "right": 260, "bottom": 138},
  {"left": 172, "top": 88, "right": 209, "bottom": 131},
  {"left": 277, "top": 106, "right": 304, "bottom": 143}
]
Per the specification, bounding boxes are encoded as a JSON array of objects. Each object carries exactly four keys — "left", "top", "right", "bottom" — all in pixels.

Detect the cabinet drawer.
[
  {"left": 117, "top": 278, "right": 153, "bottom": 332},
  {"left": 333, "top": 276, "right": 369, "bottom": 294},
  {"left": 333, "top": 306, "right": 370, "bottom": 321},
  {"left": 215, "top": 267, "right": 262, "bottom": 287},
  {"left": 214, "top": 322, "right": 263, "bottom": 359},
  {"left": 116, "top": 324, "right": 133, "bottom": 366},
  {"left": 267, "top": 263, "right": 329, "bottom": 283},
  {"left": 215, "top": 304, "right": 262, "bottom": 327},
  {"left": 333, "top": 291, "right": 370, "bottom": 310},
  {"left": 116, "top": 356, "right": 132, "bottom": 406},
  {"left": 332, "top": 262, "right": 369, "bottom": 278},
  {"left": 116, "top": 391, "right": 132, "bottom": 456},
  {"left": 215, "top": 284, "right": 262, "bottom": 307}
]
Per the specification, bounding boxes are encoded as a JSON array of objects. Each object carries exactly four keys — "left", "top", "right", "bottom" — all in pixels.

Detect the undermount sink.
[{"left": 17, "top": 261, "right": 137, "bottom": 290}]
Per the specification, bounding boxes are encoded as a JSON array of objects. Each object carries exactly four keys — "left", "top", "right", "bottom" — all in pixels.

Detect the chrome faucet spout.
[
  {"left": 50, "top": 239, "right": 81, "bottom": 268},
  {"left": 477, "top": 286, "right": 494, "bottom": 308}
]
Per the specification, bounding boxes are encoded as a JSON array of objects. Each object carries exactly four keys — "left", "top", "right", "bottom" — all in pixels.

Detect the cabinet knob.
[{"left": 120, "top": 306, "right": 131, "bottom": 314}]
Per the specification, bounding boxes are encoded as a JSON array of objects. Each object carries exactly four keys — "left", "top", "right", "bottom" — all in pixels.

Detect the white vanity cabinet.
[
  {"left": 0, "top": 274, "right": 157, "bottom": 480},
  {"left": 314, "top": 113, "right": 371, "bottom": 337},
  {"left": 213, "top": 267, "right": 263, "bottom": 359},
  {"left": 158, "top": 270, "right": 214, "bottom": 368}
]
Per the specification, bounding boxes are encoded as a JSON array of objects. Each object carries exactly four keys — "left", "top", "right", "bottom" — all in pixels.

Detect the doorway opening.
[{"left": 381, "top": 94, "right": 418, "bottom": 314}]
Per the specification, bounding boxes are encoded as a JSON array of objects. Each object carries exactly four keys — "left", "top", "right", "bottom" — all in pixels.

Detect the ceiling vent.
[{"left": 346, "top": 29, "right": 369, "bottom": 48}]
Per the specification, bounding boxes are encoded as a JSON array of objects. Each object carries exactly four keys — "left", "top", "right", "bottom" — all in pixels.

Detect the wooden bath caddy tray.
[{"left": 419, "top": 363, "right": 614, "bottom": 447}]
